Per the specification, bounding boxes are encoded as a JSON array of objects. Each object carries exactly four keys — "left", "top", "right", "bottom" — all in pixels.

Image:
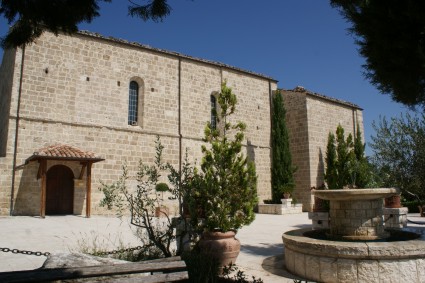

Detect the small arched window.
[
  {"left": 128, "top": 81, "right": 139, "bottom": 125},
  {"left": 210, "top": 95, "right": 217, "bottom": 129}
]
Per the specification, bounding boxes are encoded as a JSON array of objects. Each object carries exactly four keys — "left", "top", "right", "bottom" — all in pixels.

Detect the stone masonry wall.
[
  {"left": 0, "top": 31, "right": 276, "bottom": 216},
  {"left": 281, "top": 88, "right": 363, "bottom": 211},
  {"left": 0, "top": 48, "right": 19, "bottom": 215},
  {"left": 280, "top": 90, "right": 310, "bottom": 210},
  {"left": 0, "top": 48, "right": 16, "bottom": 158},
  {"left": 306, "top": 95, "right": 364, "bottom": 191}
]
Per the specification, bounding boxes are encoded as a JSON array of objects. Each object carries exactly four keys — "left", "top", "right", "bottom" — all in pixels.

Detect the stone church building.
[{"left": 0, "top": 31, "right": 362, "bottom": 216}]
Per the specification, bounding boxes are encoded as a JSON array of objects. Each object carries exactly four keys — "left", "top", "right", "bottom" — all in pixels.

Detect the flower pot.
[
  {"left": 385, "top": 195, "right": 401, "bottom": 208},
  {"left": 198, "top": 230, "right": 241, "bottom": 269},
  {"left": 155, "top": 206, "right": 169, "bottom": 217},
  {"left": 283, "top": 192, "right": 291, "bottom": 199}
]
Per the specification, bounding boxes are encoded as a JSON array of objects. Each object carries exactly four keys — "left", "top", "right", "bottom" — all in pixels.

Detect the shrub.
[{"left": 191, "top": 81, "right": 258, "bottom": 232}]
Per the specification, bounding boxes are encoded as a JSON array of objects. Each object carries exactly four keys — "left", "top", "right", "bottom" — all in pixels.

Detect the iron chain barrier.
[
  {"left": 0, "top": 245, "right": 144, "bottom": 257},
  {"left": 0, "top": 247, "right": 50, "bottom": 257}
]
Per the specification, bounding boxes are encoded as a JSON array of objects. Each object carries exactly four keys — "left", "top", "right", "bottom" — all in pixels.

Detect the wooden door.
[{"left": 46, "top": 165, "right": 74, "bottom": 215}]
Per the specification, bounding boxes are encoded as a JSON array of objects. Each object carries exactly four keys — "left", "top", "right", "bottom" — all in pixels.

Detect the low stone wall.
[
  {"left": 308, "top": 212, "right": 330, "bottom": 229},
  {"left": 258, "top": 201, "right": 303, "bottom": 215},
  {"left": 282, "top": 228, "right": 425, "bottom": 282},
  {"left": 384, "top": 207, "right": 408, "bottom": 229}
]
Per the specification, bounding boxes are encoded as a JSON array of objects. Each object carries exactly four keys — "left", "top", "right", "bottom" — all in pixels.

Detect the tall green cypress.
[
  {"left": 325, "top": 132, "right": 338, "bottom": 189},
  {"left": 335, "top": 125, "right": 353, "bottom": 188},
  {"left": 271, "top": 91, "right": 295, "bottom": 203},
  {"left": 353, "top": 124, "right": 370, "bottom": 187},
  {"left": 325, "top": 124, "right": 370, "bottom": 189}
]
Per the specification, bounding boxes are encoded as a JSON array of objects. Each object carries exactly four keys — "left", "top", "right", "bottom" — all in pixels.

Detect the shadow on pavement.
[
  {"left": 241, "top": 243, "right": 283, "bottom": 257},
  {"left": 262, "top": 254, "right": 313, "bottom": 282}
]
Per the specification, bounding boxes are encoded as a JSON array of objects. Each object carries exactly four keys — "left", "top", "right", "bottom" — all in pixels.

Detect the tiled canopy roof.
[{"left": 26, "top": 144, "right": 104, "bottom": 163}]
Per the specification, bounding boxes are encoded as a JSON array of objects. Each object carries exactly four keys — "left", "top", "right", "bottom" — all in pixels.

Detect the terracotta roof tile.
[{"left": 33, "top": 144, "right": 102, "bottom": 160}]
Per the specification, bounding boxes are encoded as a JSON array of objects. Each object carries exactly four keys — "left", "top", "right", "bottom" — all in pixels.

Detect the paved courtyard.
[{"left": 1, "top": 213, "right": 424, "bottom": 282}]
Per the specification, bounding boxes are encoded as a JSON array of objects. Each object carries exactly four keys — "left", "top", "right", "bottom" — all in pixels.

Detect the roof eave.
[{"left": 26, "top": 155, "right": 105, "bottom": 164}]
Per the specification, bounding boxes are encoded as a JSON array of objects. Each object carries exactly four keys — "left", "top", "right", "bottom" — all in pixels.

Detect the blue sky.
[{"left": 0, "top": 0, "right": 412, "bottom": 155}]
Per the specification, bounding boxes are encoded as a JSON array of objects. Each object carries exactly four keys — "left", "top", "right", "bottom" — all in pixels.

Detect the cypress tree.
[
  {"left": 353, "top": 124, "right": 370, "bottom": 188},
  {"left": 271, "top": 92, "right": 295, "bottom": 203},
  {"left": 325, "top": 132, "right": 338, "bottom": 189},
  {"left": 325, "top": 124, "right": 370, "bottom": 189},
  {"left": 335, "top": 125, "right": 353, "bottom": 188}
]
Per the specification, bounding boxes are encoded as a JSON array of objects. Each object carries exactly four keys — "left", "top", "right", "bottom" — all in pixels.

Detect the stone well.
[
  {"left": 283, "top": 228, "right": 425, "bottom": 282},
  {"left": 283, "top": 188, "right": 425, "bottom": 282},
  {"left": 313, "top": 188, "right": 398, "bottom": 240}
]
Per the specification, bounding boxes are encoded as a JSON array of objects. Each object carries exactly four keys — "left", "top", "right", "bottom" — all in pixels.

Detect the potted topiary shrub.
[
  {"left": 189, "top": 81, "right": 258, "bottom": 268},
  {"left": 155, "top": 182, "right": 170, "bottom": 217},
  {"left": 281, "top": 184, "right": 294, "bottom": 200}
]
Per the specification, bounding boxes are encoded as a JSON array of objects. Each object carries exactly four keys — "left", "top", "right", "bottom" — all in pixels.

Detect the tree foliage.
[
  {"left": 370, "top": 113, "right": 425, "bottom": 199},
  {"left": 335, "top": 125, "right": 353, "bottom": 187},
  {"left": 325, "top": 132, "right": 338, "bottom": 190},
  {"left": 99, "top": 136, "right": 195, "bottom": 258},
  {"left": 193, "top": 82, "right": 258, "bottom": 232},
  {"left": 331, "top": 0, "right": 425, "bottom": 109},
  {"left": 325, "top": 124, "right": 370, "bottom": 189},
  {"left": 0, "top": 0, "right": 172, "bottom": 48},
  {"left": 271, "top": 91, "right": 295, "bottom": 203}
]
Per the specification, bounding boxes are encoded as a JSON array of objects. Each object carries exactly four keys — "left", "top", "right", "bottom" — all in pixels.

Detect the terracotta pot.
[
  {"left": 283, "top": 192, "right": 291, "bottom": 199},
  {"left": 155, "top": 206, "right": 169, "bottom": 217},
  {"left": 385, "top": 195, "right": 401, "bottom": 208},
  {"left": 198, "top": 230, "right": 241, "bottom": 268}
]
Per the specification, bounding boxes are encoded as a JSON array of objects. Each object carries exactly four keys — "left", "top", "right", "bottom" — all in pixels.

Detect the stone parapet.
[
  {"left": 308, "top": 211, "right": 330, "bottom": 229},
  {"left": 258, "top": 203, "right": 303, "bottom": 215},
  {"left": 283, "top": 228, "right": 425, "bottom": 283},
  {"left": 383, "top": 207, "right": 408, "bottom": 229}
]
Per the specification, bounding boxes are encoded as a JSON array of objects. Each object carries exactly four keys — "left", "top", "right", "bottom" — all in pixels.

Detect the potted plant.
[
  {"left": 384, "top": 194, "right": 402, "bottom": 208},
  {"left": 281, "top": 184, "right": 294, "bottom": 200},
  {"left": 189, "top": 82, "right": 258, "bottom": 268},
  {"left": 155, "top": 182, "right": 170, "bottom": 217}
]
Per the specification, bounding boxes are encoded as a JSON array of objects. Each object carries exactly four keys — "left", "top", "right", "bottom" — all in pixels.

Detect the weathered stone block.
[
  {"left": 398, "top": 259, "right": 418, "bottom": 282},
  {"left": 294, "top": 251, "right": 306, "bottom": 278},
  {"left": 284, "top": 248, "right": 295, "bottom": 272},
  {"left": 320, "top": 257, "right": 338, "bottom": 283},
  {"left": 357, "top": 260, "right": 379, "bottom": 283},
  {"left": 337, "top": 259, "right": 357, "bottom": 283},
  {"left": 378, "top": 260, "right": 399, "bottom": 282},
  {"left": 305, "top": 255, "right": 321, "bottom": 282},
  {"left": 417, "top": 258, "right": 425, "bottom": 282}
]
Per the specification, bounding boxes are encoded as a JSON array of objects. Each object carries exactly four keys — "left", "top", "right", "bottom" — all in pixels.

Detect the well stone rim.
[{"left": 312, "top": 187, "right": 399, "bottom": 201}]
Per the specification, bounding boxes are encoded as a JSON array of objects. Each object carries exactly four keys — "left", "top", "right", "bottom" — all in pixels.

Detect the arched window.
[
  {"left": 210, "top": 95, "right": 217, "bottom": 129},
  {"left": 128, "top": 81, "right": 139, "bottom": 125}
]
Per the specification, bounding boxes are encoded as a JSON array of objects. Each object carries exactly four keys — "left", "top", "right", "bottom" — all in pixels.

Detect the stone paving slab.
[{"left": 1, "top": 213, "right": 424, "bottom": 282}]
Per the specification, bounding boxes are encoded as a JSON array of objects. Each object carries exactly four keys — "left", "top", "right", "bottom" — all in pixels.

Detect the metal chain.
[
  {"left": 95, "top": 245, "right": 143, "bottom": 256},
  {"left": 0, "top": 246, "right": 143, "bottom": 257},
  {"left": 0, "top": 247, "right": 50, "bottom": 257}
]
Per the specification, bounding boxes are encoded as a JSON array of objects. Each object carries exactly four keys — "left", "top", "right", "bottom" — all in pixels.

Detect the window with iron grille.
[
  {"left": 210, "top": 95, "right": 217, "bottom": 129},
  {"left": 128, "top": 81, "right": 139, "bottom": 125}
]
